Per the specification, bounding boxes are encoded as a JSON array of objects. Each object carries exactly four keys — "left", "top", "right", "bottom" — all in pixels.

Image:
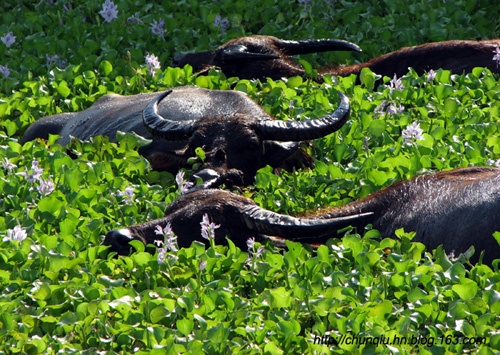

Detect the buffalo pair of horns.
[{"left": 142, "top": 89, "right": 350, "bottom": 142}]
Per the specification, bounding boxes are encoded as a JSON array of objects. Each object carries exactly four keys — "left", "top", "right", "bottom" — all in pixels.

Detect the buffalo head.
[
  {"left": 171, "top": 35, "right": 362, "bottom": 80},
  {"left": 21, "top": 86, "right": 350, "bottom": 188},
  {"left": 141, "top": 88, "right": 350, "bottom": 187},
  {"left": 104, "top": 167, "right": 500, "bottom": 264},
  {"left": 103, "top": 188, "right": 371, "bottom": 255}
]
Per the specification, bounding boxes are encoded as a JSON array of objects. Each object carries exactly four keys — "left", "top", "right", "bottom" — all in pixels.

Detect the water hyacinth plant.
[
  {"left": 3, "top": 225, "right": 27, "bottom": 243},
  {"left": 99, "top": 0, "right": 118, "bottom": 23},
  {"left": 1, "top": 1, "right": 500, "bottom": 354},
  {"left": 1, "top": 31, "right": 16, "bottom": 48}
]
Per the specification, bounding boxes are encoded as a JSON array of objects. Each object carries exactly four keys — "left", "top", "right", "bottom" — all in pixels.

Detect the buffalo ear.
[{"left": 261, "top": 141, "right": 303, "bottom": 167}]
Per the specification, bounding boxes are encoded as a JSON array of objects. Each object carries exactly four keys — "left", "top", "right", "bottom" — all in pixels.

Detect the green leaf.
[
  {"left": 150, "top": 306, "right": 169, "bottom": 323},
  {"left": 30, "top": 282, "right": 51, "bottom": 301},
  {"left": 299, "top": 60, "right": 313, "bottom": 75},
  {"left": 452, "top": 279, "right": 478, "bottom": 300},
  {"left": 316, "top": 245, "right": 330, "bottom": 263},
  {"left": 38, "top": 195, "right": 63, "bottom": 216},
  {"left": 176, "top": 318, "right": 194, "bottom": 336},
  {"left": 368, "top": 300, "right": 393, "bottom": 319},
  {"left": 100, "top": 60, "right": 113, "bottom": 77},
  {"left": 368, "top": 119, "right": 386, "bottom": 137},
  {"left": 207, "top": 323, "right": 229, "bottom": 343},
  {"left": 58, "top": 311, "right": 78, "bottom": 325}
]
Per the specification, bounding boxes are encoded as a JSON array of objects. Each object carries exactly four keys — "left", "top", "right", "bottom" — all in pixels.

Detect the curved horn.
[
  {"left": 142, "top": 89, "right": 197, "bottom": 141},
  {"left": 254, "top": 90, "right": 350, "bottom": 141},
  {"left": 239, "top": 204, "right": 372, "bottom": 239},
  {"left": 222, "top": 44, "right": 281, "bottom": 61},
  {"left": 276, "top": 38, "right": 362, "bottom": 55}
]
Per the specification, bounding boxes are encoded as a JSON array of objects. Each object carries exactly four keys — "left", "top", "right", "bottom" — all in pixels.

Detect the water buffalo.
[
  {"left": 21, "top": 86, "right": 350, "bottom": 187},
  {"left": 104, "top": 166, "right": 500, "bottom": 264},
  {"left": 172, "top": 35, "right": 500, "bottom": 81}
]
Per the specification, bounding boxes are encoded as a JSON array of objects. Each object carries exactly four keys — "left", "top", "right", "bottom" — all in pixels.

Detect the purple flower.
[
  {"left": 155, "top": 222, "right": 178, "bottom": 252},
  {"left": 3, "top": 225, "right": 27, "bottom": 243},
  {"left": 99, "top": 0, "right": 118, "bottom": 23},
  {"left": 1, "top": 32, "right": 16, "bottom": 48},
  {"left": 46, "top": 54, "right": 58, "bottom": 68},
  {"left": 402, "top": 122, "right": 424, "bottom": 145},
  {"left": 493, "top": 46, "right": 500, "bottom": 68},
  {"left": 0, "top": 64, "right": 10, "bottom": 78},
  {"left": 155, "top": 222, "right": 178, "bottom": 264},
  {"left": 37, "top": 177, "right": 55, "bottom": 196},
  {"left": 200, "top": 213, "right": 220, "bottom": 240},
  {"left": 157, "top": 247, "right": 166, "bottom": 264},
  {"left": 246, "top": 237, "right": 264, "bottom": 259},
  {"left": 487, "top": 158, "right": 500, "bottom": 167},
  {"left": 426, "top": 69, "right": 437, "bottom": 83},
  {"left": 117, "top": 186, "right": 135, "bottom": 204},
  {"left": 386, "top": 102, "right": 404, "bottom": 116},
  {"left": 127, "top": 12, "right": 143, "bottom": 24},
  {"left": 19, "top": 160, "right": 44, "bottom": 184},
  {"left": 1, "top": 158, "right": 15, "bottom": 172},
  {"left": 374, "top": 100, "right": 403, "bottom": 117},
  {"left": 213, "top": 14, "right": 230, "bottom": 31},
  {"left": 389, "top": 74, "right": 404, "bottom": 92},
  {"left": 175, "top": 170, "right": 194, "bottom": 194},
  {"left": 145, "top": 53, "right": 161, "bottom": 77},
  {"left": 247, "top": 237, "right": 255, "bottom": 252},
  {"left": 199, "top": 258, "right": 207, "bottom": 271},
  {"left": 374, "top": 100, "right": 387, "bottom": 117},
  {"left": 151, "top": 18, "right": 165, "bottom": 39}
]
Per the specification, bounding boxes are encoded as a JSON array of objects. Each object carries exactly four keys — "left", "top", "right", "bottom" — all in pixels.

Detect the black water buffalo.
[
  {"left": 172, "top": 35, "right": 500, "bottom": 81},
  {"left": 104, "top": 166, "right": 500, "bottom": 264},
  {"left": 21, "top": 86, "right": 350, "bottom": 187}
]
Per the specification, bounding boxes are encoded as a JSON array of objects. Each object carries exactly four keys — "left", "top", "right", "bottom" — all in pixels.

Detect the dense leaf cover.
[{"left": 1, "top": 1, "right": 500, "bottom": 354}]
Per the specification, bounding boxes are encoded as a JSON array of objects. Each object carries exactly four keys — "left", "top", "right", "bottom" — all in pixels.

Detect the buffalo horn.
[
  {"left": 277, "top": 38, "right": 362, "bottom": 55},
  {"left": 239, "top": 204, "right": 372, "bottom": 239},
  {"left": 255, "top": 90, "right": 350, "bottom": 141},
  {"left": 222, "top": 44, "right": 281, "bottom": 61},
  {"left": 142, "top": 89, "right": 197, "bottom": 141}
]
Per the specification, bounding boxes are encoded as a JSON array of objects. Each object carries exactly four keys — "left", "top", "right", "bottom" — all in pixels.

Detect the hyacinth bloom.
[
  {"left": 426, "top": 69, "right": 437, "bottom": 83},
  {"left": 157, "top": 247, "right": 166, "bottom": 264},
  {"left": 200, "top": 213, "right": 220, "bottom": 240},
  {"left": 151, "top": 19, "right": 165, "bottom": 39},
  {"left": 37, "top": 177, "right": 55, "bottom": 197},
  {"left": 493, "top": 46, "right": 500, "bottom": 68},
  {"left": 402, "top": 121, "right": 424, "bottom": 144},
  {"left": 154, "top": 222, "right": 178, "bottom": 264},
  {"left": 1, "top": 32, "right": 16, "bottom": 47},
  {"left": 246, "top": 237, "right": 264, "bottom": 259},
  {"left": 213, "top": 14, "right": 230, "bottom": 31},
  {"left": 199, "top": 258, "right": 207, "bottom": 271},
  {"left": 1, "top": 158, "right": 15, "bottom": 172},
  {"left": 0, "top": 64, "right": 10, "bottom": 78},
  {"left": 389, "top": 74, "right": 404, "bottom": 92},
  {"left": 155, "top": 223, "right": 178, "bottom": 252},
  {"left": 20, "top": 160, "right": 44, "bottom": 184},
  {"left": 3, "top": 225, "right": 27, "bottom": 243},
  {"left": 145, "top": 53, "right": 161, "bottom": 77},
  {"left": 100, "top": 0, "right": 118, "bottom": 23},
  {"left": 175, "top": 170, "right": 193, "bottom": 194}
]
